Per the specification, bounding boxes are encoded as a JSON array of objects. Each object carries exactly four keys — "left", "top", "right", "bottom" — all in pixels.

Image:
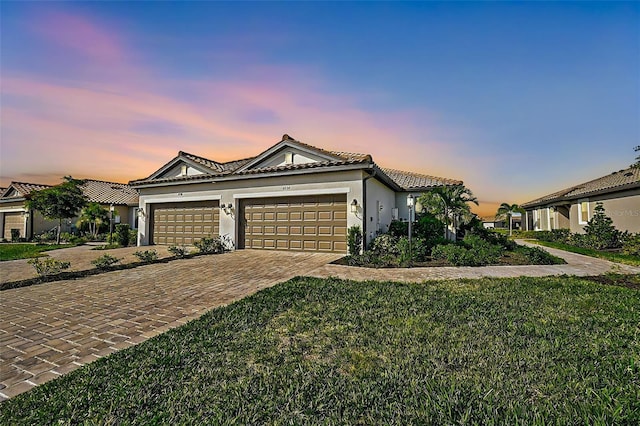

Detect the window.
[
  {"left": 578, "top": 200, "right": 589, "bottom": 224},
  {"left": 181, "top": 164, "right": 188, "bottom": 176},
  {"left": 284, "top": 152, "right": 294, "bottom": 164}
]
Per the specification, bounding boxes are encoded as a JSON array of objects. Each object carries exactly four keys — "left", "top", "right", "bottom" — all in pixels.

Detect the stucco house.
[
  {"left": 130, "top": 134, "right": 462, "bottom": 252},
  {"left": 521, "top": 166, "right": 640, "bottom": 233},
  {"left": 0, "top": 179, "right": 139, "bottom": 240}
]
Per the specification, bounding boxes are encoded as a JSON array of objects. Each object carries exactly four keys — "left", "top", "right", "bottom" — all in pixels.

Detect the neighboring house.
[
  {"left": 130, "top": 134, "right": 462, "bottom": 252},
  {"left": 522, "top": 166, "right": 640, "bottom": 233},
  {"left": 0, "top": 179, "right": 139, "bottom": 240},
  {"left": 482, "top": 215, "right": 521, "bottom": 230}
]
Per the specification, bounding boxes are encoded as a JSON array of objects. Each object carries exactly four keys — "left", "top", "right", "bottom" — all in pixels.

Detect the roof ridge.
[{"left": 381, "top": 167, "right": 460, "bottom": 181}]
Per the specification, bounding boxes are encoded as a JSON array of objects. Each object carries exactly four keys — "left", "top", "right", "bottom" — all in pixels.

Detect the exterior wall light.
[
  {"left": 350, "top": 199, "right": 358, "bottom": 213},
  {"left": 223, "top": 203, "right": 234, "bottom": 215}
]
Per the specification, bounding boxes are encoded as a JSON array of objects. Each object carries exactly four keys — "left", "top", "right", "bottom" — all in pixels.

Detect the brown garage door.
[
  {"left": 3, "top": 212, "right": 24, "bottom": 240},
  {"left": 240, "top": 194, "right": 347, "bottom": 253},
  {"left": 151, "top": 201, "right": 220, "bottom": 245}
]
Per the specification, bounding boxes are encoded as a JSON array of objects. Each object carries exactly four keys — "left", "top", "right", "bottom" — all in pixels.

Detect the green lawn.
[
  {"left": 529, "top": 240, "right": 640, "bottom": 266},
  {"left": 0, "top": 243, "right": 75, "bottom": 261},
  {"left": 2, "top": 276, "right": 639, "bottom": 424}
]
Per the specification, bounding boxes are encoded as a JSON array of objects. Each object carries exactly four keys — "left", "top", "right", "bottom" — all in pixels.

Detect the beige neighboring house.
[
  {"left": 0, "top": 179, "right": 139, "bottom": 241},
  {"left": 522, "top": 166, "right": 640, "bottom": 233},
  {"left": 130, "top": 134, "right": 462, "bottom": 252}
]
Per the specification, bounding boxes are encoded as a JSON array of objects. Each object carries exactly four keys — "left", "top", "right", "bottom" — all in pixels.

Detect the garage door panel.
[
  {"left": 151, "top": 201, "right": 219, "bottom": 245},
  {"left": 240, "top": 194, "right": 346, "bottom": 253}
]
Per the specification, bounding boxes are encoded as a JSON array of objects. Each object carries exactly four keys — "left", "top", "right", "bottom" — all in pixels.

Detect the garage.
[
  {"left": 3, "top": 212, "right": 24, "bottom": 240},
  {"left": 239, "top": 194, "right": 347, "bottom": 253},
  {"left": 150, "top": 201, "right": 220, "bottom": 245}
]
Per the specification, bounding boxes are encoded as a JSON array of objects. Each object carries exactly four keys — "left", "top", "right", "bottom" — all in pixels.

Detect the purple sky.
[{"left": 1, "top": 1, "right": 638, "bottom": 217}]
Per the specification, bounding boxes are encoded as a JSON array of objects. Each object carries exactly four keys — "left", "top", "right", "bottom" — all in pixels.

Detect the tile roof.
[
  {"left": 130, "top": 135, "right": 459, "bottom": 189},
  {"left": 81, "top": 180, "right": 139, "bottom": 205},
  {"left": 380, "top": 168, "right": 463, "bottom": 190},
  {"left": 522, "top": 166, "right": 640, "bottom": 208},
  {"left": 1, "top": 182, "right": 52, "bottom": 198}
]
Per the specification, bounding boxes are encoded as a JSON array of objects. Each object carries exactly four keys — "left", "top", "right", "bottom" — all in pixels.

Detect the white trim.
[
  {"left": 233, "top": 187, "right": 351, "bottom": 199},
  {"left": 578, "top": 199, "right": 590, "bottom": 224},
  {"left": 142, "top": 193, "right": 222, "bottom": 204},
  {"left": 0, "top": 207, "right": 27, "bottom": 213},
  {"left": 547, "top": 207, "right": 552, "bottom": 230}
]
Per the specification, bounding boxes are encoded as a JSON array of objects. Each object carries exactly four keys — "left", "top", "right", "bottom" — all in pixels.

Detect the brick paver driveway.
[{"left": 0, "top": 250, "right": 339, "bottom": 400}]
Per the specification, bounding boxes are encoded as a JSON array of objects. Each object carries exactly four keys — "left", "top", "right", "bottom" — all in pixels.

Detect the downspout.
[{"left": 362, "top": 167, "right": 377, "bottom": 250}]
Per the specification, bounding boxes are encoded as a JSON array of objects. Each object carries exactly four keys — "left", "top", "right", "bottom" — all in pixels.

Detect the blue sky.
[{"left": 1, "top": 1, "right": 638, "bottom": 217}]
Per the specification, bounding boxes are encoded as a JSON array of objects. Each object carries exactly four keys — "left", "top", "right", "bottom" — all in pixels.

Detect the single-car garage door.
[
  {"left": 239, "top": 194, "right": 347, "bottom": 253},
  {"left": 151, "top": 201, "right": 220, "bottom": 245},
  {"left": 3, "top": 212, "right": 24, "bottom": 240}
]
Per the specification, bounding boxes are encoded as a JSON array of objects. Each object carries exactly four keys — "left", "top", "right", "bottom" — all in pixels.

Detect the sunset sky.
[{"left": 1, "top": 2, "right": 638, "bottom": 218}]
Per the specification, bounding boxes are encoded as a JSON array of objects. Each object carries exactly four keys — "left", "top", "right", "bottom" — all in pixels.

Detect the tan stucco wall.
[{"left": 569, "top": 189, "right": 640, "bottom": 233}]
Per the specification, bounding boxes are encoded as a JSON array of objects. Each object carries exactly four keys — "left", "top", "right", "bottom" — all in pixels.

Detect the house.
[
  {"left": 482, "top": 214, "right": 521, "bottom": 230},
  {"left": 0, "top": 179, "right": 139, "bottom": 240},
  {"left": 130, "top": 134, "right": 462, "bottom": 252},
  {"left": 521, "top": 166, "right": 640, "bottom": 233}
]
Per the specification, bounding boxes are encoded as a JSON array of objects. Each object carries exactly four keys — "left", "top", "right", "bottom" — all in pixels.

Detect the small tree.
[
  {"left": 26, "top": 177, "right": 87, "bottom": 244},
  {"left": 495, "top": 203, "right": 525, "bottom": 236},
  {"left": 419, "top": 184, "right": 478, "bottom": 239},
  {"left": 634, "top": 146, "right": 640, "bottom": 168},
  {"left": 583, "top": 202, "right": 621, "bottom": 249},
  {"left": 77, "top": 202, "right": 109, "bottom": 238}
]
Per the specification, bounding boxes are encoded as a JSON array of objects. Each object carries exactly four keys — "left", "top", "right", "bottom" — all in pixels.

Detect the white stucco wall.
[
  {"left": 364, "top": 177, "right": 396, "bottom": 243},
  {"left": 136, "top": 170, "right": 367, "bottom": 247}
]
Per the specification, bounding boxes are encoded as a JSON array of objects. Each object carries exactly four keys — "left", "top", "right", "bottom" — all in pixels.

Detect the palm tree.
[
  {"left": 418, "top": 184, "right": 479, "bottom": 239},
  {"left": 76, "top": 202, "right": 110, "bottom": 238},
  {"left": 495, "top": 203, "right": 525, "bottom": 236}
]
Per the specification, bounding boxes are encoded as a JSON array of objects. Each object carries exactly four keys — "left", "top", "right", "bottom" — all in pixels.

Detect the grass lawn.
[
  {"left": 0, "top": 243, "right": 75, "bottom": 261},
  {"left": 529, "top": 240, "right": 640, "bottom": 267},
  {"left": 2, "top": 276, "right": 639, "bottom": 424}
]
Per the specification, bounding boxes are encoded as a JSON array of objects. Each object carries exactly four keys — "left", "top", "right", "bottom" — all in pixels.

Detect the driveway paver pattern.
[
  {"left": 0, "top": 250, "right": 339, "bottom": 400},
  {"left": 1, "top": 244, "right": 174, "bottom": 285}
]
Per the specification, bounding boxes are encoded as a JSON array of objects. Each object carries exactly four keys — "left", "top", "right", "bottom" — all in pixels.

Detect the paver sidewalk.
[{"left": 0, "top": 250, "right": 340, "bottom": 400}]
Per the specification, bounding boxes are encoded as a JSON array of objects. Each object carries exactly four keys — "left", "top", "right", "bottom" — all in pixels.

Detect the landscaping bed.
[{"left": 1, "top": 275, "right": 638, "bottom": 424}]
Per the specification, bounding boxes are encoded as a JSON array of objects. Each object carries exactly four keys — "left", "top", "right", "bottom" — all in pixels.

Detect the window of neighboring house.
[{"left": 578, "top": 200, "right": 589, "bottom": 224}]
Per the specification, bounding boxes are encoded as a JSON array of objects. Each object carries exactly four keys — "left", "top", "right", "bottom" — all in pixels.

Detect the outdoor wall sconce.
[
  {"left": 21, "top": 210, "right": 30, "bottom": 219},
  {"left": 136, "top": 208, "right": 146, "bottom": 218},
  {"left": 350, "top": 199, "right": 359, "bottom": 213},
  {"left": 223, "top": 203, "right": 234, "bottom": 215}
]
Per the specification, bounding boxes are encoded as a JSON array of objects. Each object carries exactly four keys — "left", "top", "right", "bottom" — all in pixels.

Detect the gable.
[
  {"left": 4, "top": 188, "right": 19, "bottom": 198},
  {"left": 145, "top": 154, "right": 217, "bottom": 181},
  {"left": 249, "top": 146, "right": 330, "bottom": 170},
  {"left": 235, "top": 136, "right": 342, "bottom": 173},
  {"left": 159, "top": 162, "right": 207, "bottom": 179}
]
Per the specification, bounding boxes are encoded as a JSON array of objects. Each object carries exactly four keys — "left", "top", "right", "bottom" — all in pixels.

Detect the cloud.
[{"left": 2, "top": 9, "right": 485, "bottom": 197}]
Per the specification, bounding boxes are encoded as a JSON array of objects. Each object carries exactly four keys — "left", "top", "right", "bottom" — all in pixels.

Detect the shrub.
[
  {"left": 91, "top": 254, "right": 121, "bottom": 269},
  {"left": 396, "top": 236, "right": 430, "bottom": 265},
  {"left": 111, "top": 224, "right": 132, "bottom": 247},
  {"left": 414, "top": 213, "right": 445, "bottom": 241},
  {"left": 370, "top": 234, "right": 399, "bottom": 256},
  {"left": 168, "top": 245, "right": 190, "bottom": 258},
  {"left": 28, "top": 258, "right": 71, "bottom": 276},
  {"left": 535, "top": 229, "right": 570, "bottom": 243},
  {"left": 583, "top": 203, "right": 622, "bottom": 249},
  {"left": 622, "top": 233, "right": 640, "bottom": 257},
  {"left": 133, "top": 250, "right": 158, "bottom": 262},
  {"left": 194, "top": 235, "right": 231, "bottom": 254},
  {"left": 387, "top": 220, "right": 408, "bottom": 239},
  {"left": 432, "top": 235, "right": 503, "bottom": 267},
  {"left": 347, "top": 225, "right": 363, "bottom": 256},
  {"left": 515, "top": 246, "right": 564, "bottom": 265},
  {"left": 129, "top": 229, "right": 138, "bottom": 246}
]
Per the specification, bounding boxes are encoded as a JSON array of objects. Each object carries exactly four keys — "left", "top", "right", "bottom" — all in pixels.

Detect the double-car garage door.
[
  {"left": 239, "top": 194, "right": 347, "bottom": 253},
  {"left": 150, "top": 194, "right": 347, "bottom": 252}
]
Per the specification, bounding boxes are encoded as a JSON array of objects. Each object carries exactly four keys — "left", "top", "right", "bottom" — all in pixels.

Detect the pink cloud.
[{"left": 31, "top": 11, "right": 125, "bottom": 64}]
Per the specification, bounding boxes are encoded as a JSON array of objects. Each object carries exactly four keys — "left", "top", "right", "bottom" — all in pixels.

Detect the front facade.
[
  {"left": 0, "top": 179, "right": 139, "bottom": 240},
  {"left": 131, "top": 135, "right": 462, "bottom": 252},
  {"left": 522, "top": 166, "right": 640, "bottom": 233}
]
